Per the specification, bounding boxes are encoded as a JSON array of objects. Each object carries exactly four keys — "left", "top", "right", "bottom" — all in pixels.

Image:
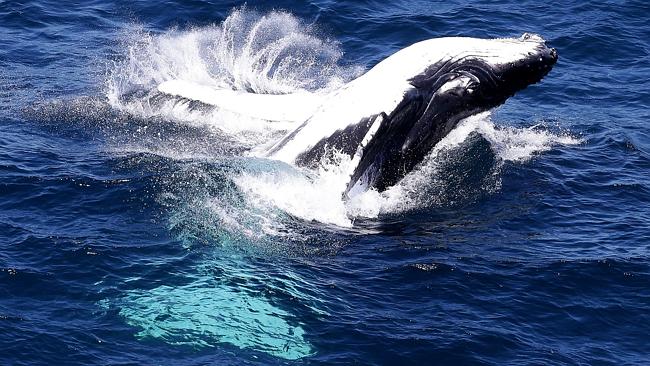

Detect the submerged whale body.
[{"left": 158, "top": 33, "right": 557, "bottom": 197}]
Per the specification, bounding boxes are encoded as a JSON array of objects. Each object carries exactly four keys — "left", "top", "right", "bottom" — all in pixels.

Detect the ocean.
[{"left": 1, "top": 1, "right": 649, "bottom": 365}]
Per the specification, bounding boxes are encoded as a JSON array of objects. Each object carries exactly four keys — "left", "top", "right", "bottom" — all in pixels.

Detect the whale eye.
[
  {"left": 435, "top": 75, "right": 478, "bottom": 98},
  {"left": 467, "top": 81, "right": 479, "bottom": 94}
]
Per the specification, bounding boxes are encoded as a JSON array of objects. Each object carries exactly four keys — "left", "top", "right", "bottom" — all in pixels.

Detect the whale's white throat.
[{"left": 158, "top": 33, "right": 557, "bottom": 195}]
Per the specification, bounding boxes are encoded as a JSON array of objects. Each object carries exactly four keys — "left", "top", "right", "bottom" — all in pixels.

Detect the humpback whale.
[{"left": 158, "top": 33, "right": 557, "bottom": 196}]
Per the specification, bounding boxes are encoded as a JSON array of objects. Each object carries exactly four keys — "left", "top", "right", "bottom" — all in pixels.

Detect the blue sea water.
[{"left": 1, "top": 0, "right": 650, "bottom": 364}]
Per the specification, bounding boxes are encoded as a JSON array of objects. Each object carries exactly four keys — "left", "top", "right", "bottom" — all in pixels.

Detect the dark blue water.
[{"left": 2, "top": 1, "right": 650, "bottom": 365}]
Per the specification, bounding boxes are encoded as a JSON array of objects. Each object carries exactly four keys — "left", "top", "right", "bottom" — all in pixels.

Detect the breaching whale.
[{"left": 158, "top": 33, "right": 557, "bottom": 196}]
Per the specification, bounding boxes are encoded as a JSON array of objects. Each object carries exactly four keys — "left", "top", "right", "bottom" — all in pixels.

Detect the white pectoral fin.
[
  {"left": 345, "top": 113, "right": 386, "bottom": 198},
  {"left": 157, "top": 80, "right": 324, "bottom": 122}
]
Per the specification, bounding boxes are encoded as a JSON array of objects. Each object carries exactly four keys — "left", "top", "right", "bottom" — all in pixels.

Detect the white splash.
[
  {"left": 235, "top": 157, "right": 356, "bottom": 228},
  {"left": 476, "top": 117, "right": 580, "bottom": 162},
  {"left": 106, "top": 7, "right": 359, "bottom": 142}
]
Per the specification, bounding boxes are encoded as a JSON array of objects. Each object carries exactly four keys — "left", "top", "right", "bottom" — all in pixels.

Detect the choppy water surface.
[{"left": 1, "top": 1, "right": 650, "bottom": 365}]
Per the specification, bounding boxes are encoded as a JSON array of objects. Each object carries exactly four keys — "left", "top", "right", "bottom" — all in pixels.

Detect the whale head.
[{"left": 346, "top": 33, "right": 558, "bottom": 195}]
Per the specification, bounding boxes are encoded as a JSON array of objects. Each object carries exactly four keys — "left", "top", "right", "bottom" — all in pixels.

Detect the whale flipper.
[
  {"left": 158, "top": 79, "right": 324, "bottom": 122},
  {"left": 294, "top": 112, "right": 387, "bottom": 168}
]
